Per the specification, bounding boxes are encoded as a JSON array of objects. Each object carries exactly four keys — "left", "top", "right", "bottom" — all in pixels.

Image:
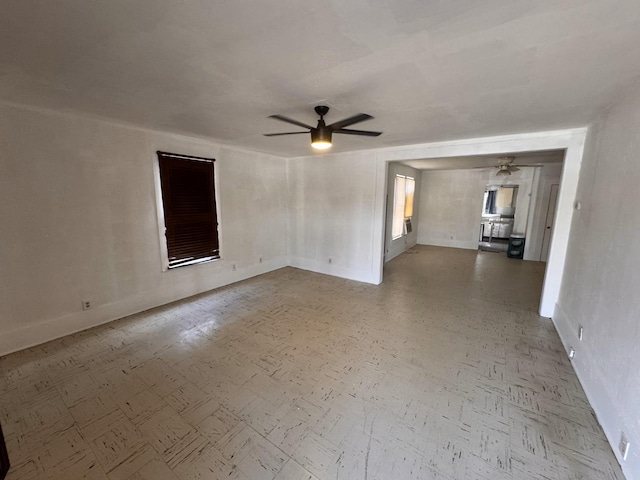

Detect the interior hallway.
[{"left": 0, "top": 246, "right": 623, "bottom": 480}]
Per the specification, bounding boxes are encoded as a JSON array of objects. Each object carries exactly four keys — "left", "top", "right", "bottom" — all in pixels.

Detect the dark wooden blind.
[{"left": 158, "top": 151, "right": 219, "bottom": 268}]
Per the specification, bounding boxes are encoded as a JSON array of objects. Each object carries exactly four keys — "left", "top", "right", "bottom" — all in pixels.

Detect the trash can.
[{"left": 507, "top": 234, "right": 525, "bottom": 259}]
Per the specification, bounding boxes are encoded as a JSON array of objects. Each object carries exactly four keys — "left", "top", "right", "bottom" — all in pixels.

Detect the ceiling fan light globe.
[{"left": 311, "top": 141, "right": 332, "bottom": 150}]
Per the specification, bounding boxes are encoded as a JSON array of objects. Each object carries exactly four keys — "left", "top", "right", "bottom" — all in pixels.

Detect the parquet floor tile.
[{"left": 0, "top": 246, "right": 624, "bottom": 479}]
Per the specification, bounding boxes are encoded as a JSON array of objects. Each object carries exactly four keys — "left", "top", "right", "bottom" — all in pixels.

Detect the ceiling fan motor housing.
[{"left": 311, "top": 123, "right": 332, "bottom": 144}]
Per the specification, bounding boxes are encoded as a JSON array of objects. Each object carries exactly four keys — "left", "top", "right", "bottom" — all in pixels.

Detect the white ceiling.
[
  {"left": 1, "top": 1, "right": 640, "bottom": 157},
  {"left": 401, "top": 149, "right": 565, "bottom": 170}
]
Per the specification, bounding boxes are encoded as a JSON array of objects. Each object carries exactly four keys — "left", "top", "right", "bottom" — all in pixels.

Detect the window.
[
  {"left": 392, "top": 174, "right": 415, "bottom": 239},
  {"left": 157, "top": 151, "right": 220, "bottom": 268}
]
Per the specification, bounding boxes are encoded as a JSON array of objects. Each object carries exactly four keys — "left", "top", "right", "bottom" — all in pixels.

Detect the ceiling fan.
[
  {"left": 475, "top": 156, "right": 539, "bottom": 176},
  {"left": 263, "top": 105, "right": 382, "bottom": 150},
  {"left": 495, "top": 156, "right": 520, "bottom": 176}
]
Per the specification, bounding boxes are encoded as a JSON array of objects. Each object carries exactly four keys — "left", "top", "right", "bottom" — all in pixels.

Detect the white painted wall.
[
  {"left": 0, "top": 103, "right": 288, "bottom": 356},
  {"left": 384, "top": 163, "right": 421, "bottom": 262},
  {"left": 416, "top": 167, "right": 535, "bottom": 250},
  {"left": 287, "top": 151, "right": 383, "bottom": 283},
  {"left": 417, "top": 169, "right": 484, "bottom": 250},
  {"left": 553, "top": 84, "right": 640, "bottom": 480}
]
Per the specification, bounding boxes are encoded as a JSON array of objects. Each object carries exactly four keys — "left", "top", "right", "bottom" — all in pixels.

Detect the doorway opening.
[
  {"left": 479, "top": 185, "right": 519, "bottom": 253},
  {"left": 380, "top": 146, "right": 570, "bottom": 315}
]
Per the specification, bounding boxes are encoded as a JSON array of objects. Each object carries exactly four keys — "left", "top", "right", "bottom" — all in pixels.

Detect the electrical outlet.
[
  {"left": 232, "top": 263, "right": 237, "bottom": 271},
  {"left": 578, "top": 325, "right": 584, "bottom": 341},
  {"left": 259, "top": 257, "right": 263, "bottom": 264},
  {"left": 620, "top": 433, "right": 630, "bottom": 460},
  {"left": 328, "top": 258, "right": 332, "bottom": 264},
  {"left": 82, "top": 300, "right": 91, "bottom": 311},
  {"left": 568, "top": 347, "right": 575, "bottom": 359}
]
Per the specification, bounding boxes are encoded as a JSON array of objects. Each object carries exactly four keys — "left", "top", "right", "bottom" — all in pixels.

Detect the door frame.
[{"left": 371, "top": 128, "right": 587, "bottom": 318}]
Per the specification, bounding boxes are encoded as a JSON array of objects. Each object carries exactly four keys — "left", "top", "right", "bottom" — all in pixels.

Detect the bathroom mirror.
[{"left": 483, "top": 185, "right": 518, "bottom": 217}]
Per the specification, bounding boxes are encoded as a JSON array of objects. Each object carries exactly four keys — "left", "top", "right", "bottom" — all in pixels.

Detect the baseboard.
[
  {"left": 288, "top": 256, "right": 379, "bottom": 285},
  {"left": 2, "top": 254, "right": 381, "bottom": 357},
  {"left": 553, "top": 303, "right": 637, "bottom": 480},
  {"left": 385, "top": 240, "right": 418, "bottom": 263},
  {"left": 0, "top": 257, "right": 288, "bottom": 357},
  {"left": 385, "top": 248, "right": 404, "bottom": 262},
  {"left": 416, "top": 238, "right": 478, "bottom": 250}
]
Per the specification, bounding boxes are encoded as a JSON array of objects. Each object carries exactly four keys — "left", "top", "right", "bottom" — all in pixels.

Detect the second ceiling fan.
[
  {"left": 264, "top": 105, "right": 382, "bottom": 150},
  {"left": 475, "top": 156, "right": 539, "bottom": 176}
]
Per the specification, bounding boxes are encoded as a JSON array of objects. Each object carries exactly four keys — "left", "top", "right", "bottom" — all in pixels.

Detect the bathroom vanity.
[{"left": 479, "top": 185, "right": 518, "bottom": 252}]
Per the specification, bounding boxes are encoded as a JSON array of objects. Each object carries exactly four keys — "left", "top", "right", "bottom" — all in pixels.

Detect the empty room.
[{"left": 1, "top": 2, "right": 640, "bottom": 480}]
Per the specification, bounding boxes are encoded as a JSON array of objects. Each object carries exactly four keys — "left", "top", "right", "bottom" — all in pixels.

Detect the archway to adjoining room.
[
  {"left": 381, "top": 149, "right": 565, "bottom": 314},
  {"left": 370, "top": 128, "right": 587, "bottom": 318}
]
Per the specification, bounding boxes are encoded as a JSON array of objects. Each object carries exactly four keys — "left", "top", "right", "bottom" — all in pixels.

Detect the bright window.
[{"left": 392, "top": 175, "right": 415, "bottom": 239}]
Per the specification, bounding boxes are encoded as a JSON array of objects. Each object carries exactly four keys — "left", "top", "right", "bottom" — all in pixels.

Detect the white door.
[{"left": 540, "top": 184, "right": 559, "bottom": 262}]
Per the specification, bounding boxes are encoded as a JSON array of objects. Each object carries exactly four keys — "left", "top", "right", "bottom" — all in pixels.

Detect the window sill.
[{"left": 167, "top": 255, "right": 221, "bottom": 270}]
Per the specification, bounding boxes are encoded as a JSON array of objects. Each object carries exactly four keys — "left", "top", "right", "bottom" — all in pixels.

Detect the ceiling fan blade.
[
  {"left": 333, "top": 128, "right": 382, "bottom": 137},
  {"left": 328, "top": 113, "right": 373, "bottom": 130},
  {"left": 268, "top": 115, "right": 313, "bottom": 130},
  {"left": 507, "top": 166, "right": 520, "bottom": 172},
  {"left": 263, "top": 132, "right": 309, "bottom": 137}
]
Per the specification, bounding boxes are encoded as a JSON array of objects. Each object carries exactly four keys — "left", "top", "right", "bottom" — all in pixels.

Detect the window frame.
[{"left": 153, "top": 150, "right": 221, "bottom": 271}]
